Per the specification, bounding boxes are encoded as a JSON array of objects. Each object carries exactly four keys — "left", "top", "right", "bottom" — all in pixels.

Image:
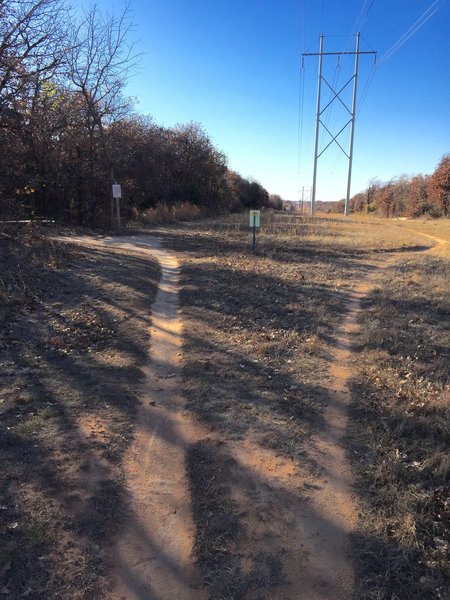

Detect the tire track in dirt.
[
  {"left": 266, "top": 235, "right": 447, "bottom": 599},
  {"left": 58, "top": 235, "right": 206, "bottom": 600},
  {"left": 290, "top": 258, "right": 399, "bottom": 599},
  {"left": 217, "top": 253, "right": 405, "bottom": 600}
]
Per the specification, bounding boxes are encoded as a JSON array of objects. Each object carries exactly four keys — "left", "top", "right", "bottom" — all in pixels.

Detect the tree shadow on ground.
[{"left": 0, "top": 242, "right": 160, "bottom": 598}]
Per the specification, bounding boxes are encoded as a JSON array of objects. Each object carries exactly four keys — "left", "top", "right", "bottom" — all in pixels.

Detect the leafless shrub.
[{"left": 137, "top": 202, "right": 202, "bottom": 225}]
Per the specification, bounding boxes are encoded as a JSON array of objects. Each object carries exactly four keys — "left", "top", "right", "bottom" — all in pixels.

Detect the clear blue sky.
[{"left": 87, "top": 0, "right": 450, "bottom": 202}]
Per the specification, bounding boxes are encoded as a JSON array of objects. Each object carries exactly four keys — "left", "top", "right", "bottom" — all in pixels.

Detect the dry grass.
[
  {"left": 0, "top": 226, "right": 68, "bottom": 323},
  {"left": 314, "top": 212, "right": 450, "bottom": 252},
  {"left": 187, "top": 439, "right": 285, "bottom": 600},
  {"left": 2, "top": 214, "right": 448, "bottom": 599},
  {"left": 134, "top": 201, "right": 203, "bottom": 225},
  {"left": 348, "top": 253, "right": 450, "bottom": 599},
  {"left": 392, "top": 218, "right": 450, "bottom": 246},
  {"left": 0, "top": 224, "right": 160, "bottom": 598},
  {"left": 185, "top": 210, "right": 432, "bottom": 252},
  {"left": 154, "top": 215, "right": 437, "bottom": 598}
]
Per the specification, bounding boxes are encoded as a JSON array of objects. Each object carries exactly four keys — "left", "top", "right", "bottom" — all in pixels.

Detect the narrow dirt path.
[
  {"left": 289, "top": 258, "right": 399, "bottom": 599},
  {"left": 106, "top": 236, "right": 206, "bottom": 600},
  {"left": 219, "top": 254, "right": 403, "bottom": 600},
  {"left": 265, "top": 236, "right": 447, "bottom": 598},
  {"left": 59, "top": 235, "right": 206, "bottom": 600},
  {"left": 403, "top": 229, "right": 449, "bottom": 256}
]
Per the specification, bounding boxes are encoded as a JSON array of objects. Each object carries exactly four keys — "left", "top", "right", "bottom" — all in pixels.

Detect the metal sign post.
[
  {"left": 112, "top": 184, "right": 122, "bottom": 231},
  {"left": 249, "top": 209, "right": 261, "bottom": 252}
]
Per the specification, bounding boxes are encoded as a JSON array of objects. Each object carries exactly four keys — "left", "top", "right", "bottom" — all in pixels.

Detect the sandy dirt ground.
[
  {"left": 61, "top": 235, "right": 206, "bottom": 600},
  {"left": 219, "top": 259, "right": 394, "bottom": 600},
  {"left": 58, "top": 230, "right": 447, "bottom": 600}
]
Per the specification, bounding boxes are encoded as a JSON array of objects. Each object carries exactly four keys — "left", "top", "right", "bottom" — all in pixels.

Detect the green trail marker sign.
[
  {"left": 249, "top": 209, "right": 261, "bottom": 228},
  {"left": 249, "top": 209, "right": 261, "bottom": 252}
]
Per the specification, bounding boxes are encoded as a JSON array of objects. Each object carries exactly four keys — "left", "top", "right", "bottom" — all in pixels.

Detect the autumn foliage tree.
[
  {"left": 0, "top": 0, "right": 272, "bottom": 226},
  {"left": 377, "top": 181, "right": 397, "bottom": 218},
  {"left": 349, "top": 156, "right": 450, "bottom": 219},
  {"left": 428, "top": 154, "right": 450, "bottom": 217},
  {"left": 406, "top": 175, "right": 429, "bottom": 218}
]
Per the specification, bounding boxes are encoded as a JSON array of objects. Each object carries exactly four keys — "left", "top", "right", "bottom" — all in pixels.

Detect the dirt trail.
[
  {"left": 225, "top": 234, "right": 450, "bottom": 599},
  {"left": 219, "top": 254, "right": 404, "bottom": 600},
  {"left": 406, "top": 230, "right": 449, "bottom": 256},
  {"left": 60, "top": 235, "right": 206, "bottom": 600},
  {"left": 289, "top": 260, "right": 399, "bottom": 599},
  {"left": 57, "top": 230, "right": 447, "bottom": 600}
]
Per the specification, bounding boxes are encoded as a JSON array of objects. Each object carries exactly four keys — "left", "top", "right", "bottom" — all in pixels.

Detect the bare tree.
[
  {"left": 65, "top": 3, "right": 139, "bottom": 226},
  {"left": 366, "top": 177, "right": 380, "bottom": 212},
  {"left": 67, "top": 5, "right": 138, "bottom": 125},
  {"left": 0, "top": 0, "right": 68, "bottom": 116}
]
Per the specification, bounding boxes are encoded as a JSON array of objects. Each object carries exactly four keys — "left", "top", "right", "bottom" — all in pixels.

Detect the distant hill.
[
  {"left": 281, "top": 200, "right": 342, "bottom": 213},
  {"left": 316, "top": 200, "right": 343, "bottom": 213}
]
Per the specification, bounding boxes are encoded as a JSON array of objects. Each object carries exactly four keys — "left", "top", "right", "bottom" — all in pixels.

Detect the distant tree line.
[
  {"left": 0, "top": 0, "right": 276, "bottom": 227},
  {"left": 334, "top": 155, "right": 450, "bottom": 218}
]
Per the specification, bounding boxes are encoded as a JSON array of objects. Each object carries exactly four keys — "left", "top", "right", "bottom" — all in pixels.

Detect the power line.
[
  {"left": 296, "top": 0, "right": 306, "bottom": 188},
  {"left": 357, "top": 62, "right": 377, "bottom": 115},
  {"left": 298, "top": 0, "right": 307, "bottom": 51},
  {"left": 350, "top": 0, "right": 375, "bottom": 39},
  {"left": 356, "top": 0, "right": 439, "bottom": 115},
  {"left": 297, "top": 62, "right": 306, "bottom": 181},
  {"left": 323, "top": 0, "right": 376, "bottom": 145},
  {"left": 355, "top": 35, "right": 378, "bottom": 116},
  {"left": 379, "top": 0, "right": 442, "bottom": 65}
]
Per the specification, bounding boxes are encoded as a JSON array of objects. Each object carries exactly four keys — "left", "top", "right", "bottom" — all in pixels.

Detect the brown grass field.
[
  {"left": 159, "top": 213, "right": 449, "bottom": 599},
  {"left": 0, "top": 214, "right": 449, "bottom": 599}
]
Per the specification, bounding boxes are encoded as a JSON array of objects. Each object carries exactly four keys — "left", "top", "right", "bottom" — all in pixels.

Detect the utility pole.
[
  {"left": 346, "top": 33, "right": 360, "bottom": 216},
  {"left": 311, "top": 33, "right": 324, "bottom": 217},
  {"left": 300, "top": 186, "right": 312, "bottom": 214},
  {"left": 303, "top": 33, "right": 376, "bottom": 215}
]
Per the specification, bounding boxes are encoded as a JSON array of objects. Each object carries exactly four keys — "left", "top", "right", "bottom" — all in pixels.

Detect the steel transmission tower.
[{"left": 303, "top": 33, "right": 376, "bottom": 215}]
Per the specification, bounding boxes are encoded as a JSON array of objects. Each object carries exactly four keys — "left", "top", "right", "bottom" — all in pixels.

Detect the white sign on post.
[
  {"left": 112, "top": 184, "right": 122, "bottom": 199},
  {"left": 249, "top": 209, "right": 261, "bottom": 228}
]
